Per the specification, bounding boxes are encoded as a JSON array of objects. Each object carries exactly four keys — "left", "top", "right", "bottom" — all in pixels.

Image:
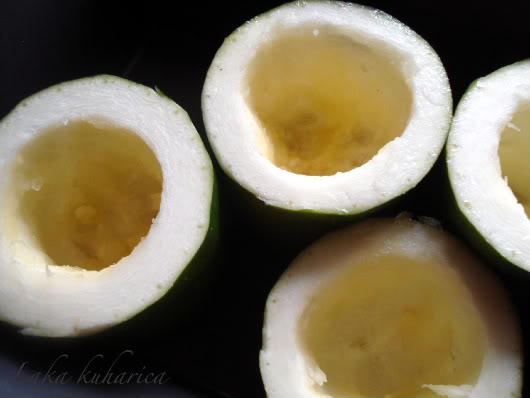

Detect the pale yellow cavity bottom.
[
  {"left": 4, "top": 120, "right": 163, "bottom": 271},
  {"left": 245, "top": 26, "right": 412, "bottom": 176},
  {"left": 499, "top": 101, "right": 530, "bottom": 218},
  {"left": 299, "top": 255, "right": 486, "bottom": 398}
]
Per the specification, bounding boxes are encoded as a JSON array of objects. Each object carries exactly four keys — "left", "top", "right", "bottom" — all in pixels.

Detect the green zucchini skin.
[
  {"left": 205, "top": 141, "right": 447, "bottom": 254},
  {"left": 219, "top": 167, "right": 420, "bottom": 256}
]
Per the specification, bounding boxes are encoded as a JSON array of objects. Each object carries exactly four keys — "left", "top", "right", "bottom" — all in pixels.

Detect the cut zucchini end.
[
  {"left": 447, "top": 60, "right": 530, "bottom": 273},
  {"left": 0, "top": 76, "right": 215, "bottom": 337},
  {"left": 203, "top": 1, "right": 451, "bottom": 216},
  {"left": 260, "top": 218, "right": 522, "bottom": 398}
]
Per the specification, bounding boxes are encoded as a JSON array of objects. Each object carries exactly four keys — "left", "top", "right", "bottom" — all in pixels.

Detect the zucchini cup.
[
  {"left": 260, "top": 217, "right": 522, "bottom": 398},
  {"left": 446, "top": 60, "right": 530, "bottom": 276},
  {"left": 202, "top": 1, "right": 452, "bottom": 238},
  {"left": 0, "top": 76, "right": 217, "bottom": 337}
]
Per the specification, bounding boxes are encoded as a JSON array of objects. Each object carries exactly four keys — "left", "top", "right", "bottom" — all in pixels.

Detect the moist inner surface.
[
  {"left": 4, "top": 120, "right": 163, "bottom": 271},
  {"left": 299, "top": 255, "right": 486, "bottom": 398},
  {"left": 246, "top": 26, "right": 412, "bottom": 176}
]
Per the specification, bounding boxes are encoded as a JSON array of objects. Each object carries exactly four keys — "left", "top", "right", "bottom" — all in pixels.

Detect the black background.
[{"left": 0, "top": 1, "right": 529, "bottom": 397}]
